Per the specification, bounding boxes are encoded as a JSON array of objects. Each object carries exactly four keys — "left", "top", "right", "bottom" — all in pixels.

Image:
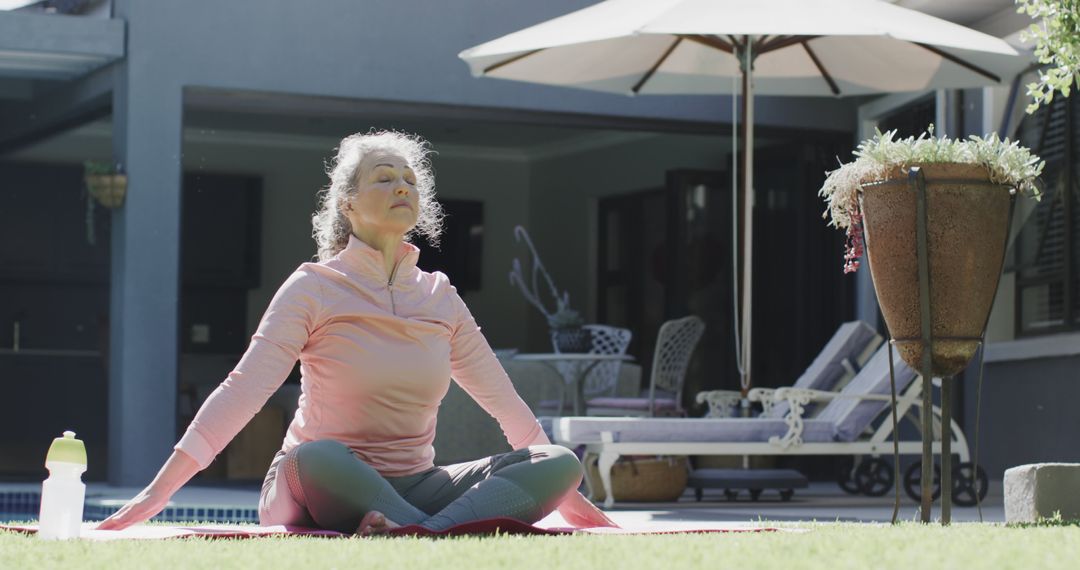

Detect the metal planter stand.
[{"left": 878, "top": 167, "right": 1014, "bottom": 525}]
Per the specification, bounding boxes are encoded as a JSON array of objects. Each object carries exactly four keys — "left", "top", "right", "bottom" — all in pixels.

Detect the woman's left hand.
[{"left": 557, "top": 491, "right": 619, "bottom": 528}]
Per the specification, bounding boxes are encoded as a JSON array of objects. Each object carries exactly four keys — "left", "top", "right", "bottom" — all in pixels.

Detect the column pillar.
[{"left": 108, "top": 0, "right": 183, "bottom": 485}]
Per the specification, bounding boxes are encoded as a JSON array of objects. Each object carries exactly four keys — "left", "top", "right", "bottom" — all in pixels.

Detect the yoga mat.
[
  {"left": 1, "top": 519, "right": 791, "bottom": 540},
  {"left": 0, "top": 523, "right": 341, "bottom": 541}
]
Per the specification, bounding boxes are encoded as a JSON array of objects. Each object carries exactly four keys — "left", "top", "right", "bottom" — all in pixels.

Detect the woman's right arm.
[
  {"left": 95, "top": 266, "right": 325, "bottom": 530},
  {"left": 96, "top": 449, "right": 200, "bottom": 530}
]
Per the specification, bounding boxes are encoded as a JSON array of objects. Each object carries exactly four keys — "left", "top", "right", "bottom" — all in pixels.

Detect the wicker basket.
[{"left": 584, "top": 454, "right": 689, "bottom": 502}]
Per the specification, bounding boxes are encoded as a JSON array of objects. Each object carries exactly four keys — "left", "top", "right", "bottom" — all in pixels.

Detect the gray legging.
[{"left": 258, "top": 440, "right": 583, "bottom": 533}]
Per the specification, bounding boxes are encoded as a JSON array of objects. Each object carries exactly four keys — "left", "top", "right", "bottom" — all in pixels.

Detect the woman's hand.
[
  {"left": 95, "top": 449, "right": 200, "bottom": 531},
  {"left": 95, "top": 486, "right": 173, "bottom": 531},
  {"left": 557, "top": 491, "right": 619, "bottom": 528}
]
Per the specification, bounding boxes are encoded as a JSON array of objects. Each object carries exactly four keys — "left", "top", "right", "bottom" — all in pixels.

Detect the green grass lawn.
[{"left": 3, "top": 522, "right": 1079, "bottom": 570}]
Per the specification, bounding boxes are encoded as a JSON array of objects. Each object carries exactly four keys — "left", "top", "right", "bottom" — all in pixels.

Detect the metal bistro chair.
[
  {"left": 586, "top": 315, "right": 705, "bottom": 417},
  {"left": 535, "top": 324, "right": 632, "bottom": 416}
]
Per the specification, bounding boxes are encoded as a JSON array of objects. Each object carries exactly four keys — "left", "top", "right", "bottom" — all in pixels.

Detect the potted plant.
[
  {"left": 83, "top": 160, "right": 127, "bottom": 209},
  {"left": 819, "top": 126, "right": 1044, "bottom": 376},
  {"left": 547, "top": 306, "right": 589, "bottom": 353}
]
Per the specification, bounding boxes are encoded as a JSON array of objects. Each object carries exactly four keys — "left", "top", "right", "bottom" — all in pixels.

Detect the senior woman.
[{"left": 98, "top": 131, "right": 615, "bottom": 535}]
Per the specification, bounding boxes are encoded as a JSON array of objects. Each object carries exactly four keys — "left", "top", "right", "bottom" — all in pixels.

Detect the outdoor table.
[{"left": 511, "top": 353, "right": 633, "bottom": 416}]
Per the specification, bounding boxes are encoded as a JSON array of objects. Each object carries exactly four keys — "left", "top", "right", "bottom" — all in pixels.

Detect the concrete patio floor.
[{"left": 591, "top": 481, "right": 1005, "bottom": 529}]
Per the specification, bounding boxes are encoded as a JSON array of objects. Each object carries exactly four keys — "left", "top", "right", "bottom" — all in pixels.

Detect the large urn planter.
[
  {"left": 820, "top": 128, "right": 1044, "bottom": 525},
  {"left": 859, "top": 163, "right": 1014, "bottom": 377}
]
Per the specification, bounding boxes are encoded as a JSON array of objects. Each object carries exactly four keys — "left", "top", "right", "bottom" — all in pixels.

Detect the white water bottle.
[{"left": 38, "top": 431, "right": 87, "bottom": 540}]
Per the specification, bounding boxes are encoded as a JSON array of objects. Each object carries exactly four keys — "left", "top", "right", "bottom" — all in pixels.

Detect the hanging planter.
[
  {"left": 820, "top": 127, "right": 1044, "bottom": 374},
  {"left": 83, "top": 160, "right": 127, "bottom": 209}
]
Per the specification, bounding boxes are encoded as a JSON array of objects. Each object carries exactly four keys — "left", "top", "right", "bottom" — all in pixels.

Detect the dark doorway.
[
  {"left": 596, "top": 136, "right": 856, "bottom": 469},
  {"left": 598, "top": 169, "right": 735, "bottom": 401},
  {"left": 0, "top": 160, "right": 112, "bottom": 481}
]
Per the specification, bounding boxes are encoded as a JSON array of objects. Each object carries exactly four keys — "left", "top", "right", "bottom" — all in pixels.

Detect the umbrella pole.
[{"left": 739, "top": 37, "right": 754, "bottom": 398}]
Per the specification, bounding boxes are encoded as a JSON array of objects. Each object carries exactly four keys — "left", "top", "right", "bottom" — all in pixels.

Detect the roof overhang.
[{"left": 0, "top": 11, "right": 124, "bottom": 80}]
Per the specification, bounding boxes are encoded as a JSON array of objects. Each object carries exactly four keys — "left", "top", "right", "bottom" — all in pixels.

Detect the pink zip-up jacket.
[{"left": 175, "top": 234, "right": 545, "bottom": 477}]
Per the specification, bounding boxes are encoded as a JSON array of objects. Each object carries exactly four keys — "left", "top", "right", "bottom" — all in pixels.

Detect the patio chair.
[
  {"left": 534, "top": 324, "right": 632, "bottom": 416},
  {"left": 695, "top": 320, "right": 882, "bottom": 418},
  {"left": 585, "top": 315, "right": 705, "bottom": 417},
  {"left": 555, "top": 344, "right": 974, "bottom": 507}
]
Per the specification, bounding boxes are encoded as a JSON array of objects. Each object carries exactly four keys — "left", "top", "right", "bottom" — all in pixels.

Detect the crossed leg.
[{"left": 258, "top": 439, "right": 583, "bottom": 534}]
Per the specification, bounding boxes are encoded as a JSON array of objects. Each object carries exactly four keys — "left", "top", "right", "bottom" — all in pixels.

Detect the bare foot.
[{"left": 356, "top": 510, "right": 401, "bottom": 536}]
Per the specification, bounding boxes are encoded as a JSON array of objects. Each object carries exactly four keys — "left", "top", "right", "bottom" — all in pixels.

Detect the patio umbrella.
[{"left": 458, "top": 0, "right": 1028, "bottom": 397}]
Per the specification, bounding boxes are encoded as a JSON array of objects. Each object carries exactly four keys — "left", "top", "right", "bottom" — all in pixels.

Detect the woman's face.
[{"left": 344, "top": 150, "right": 420, "bottom": 237}]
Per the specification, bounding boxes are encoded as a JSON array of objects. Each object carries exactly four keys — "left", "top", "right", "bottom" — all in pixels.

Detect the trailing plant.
[
  {"left": 819, "top": 125, "right": 1045, "bottom": 273},
  {"left": 1017, "top": 0, "right": 1080, "bottom": 113},
  {"left": 83, "top": 160, "right": 119, "bottom": 175}
]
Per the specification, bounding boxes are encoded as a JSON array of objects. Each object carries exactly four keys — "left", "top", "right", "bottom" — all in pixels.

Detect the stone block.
[{"left": 1004, "top": 463, "right": 1080, "bottom": 523}]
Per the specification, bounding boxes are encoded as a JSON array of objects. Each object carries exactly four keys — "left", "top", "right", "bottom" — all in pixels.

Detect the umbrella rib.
[
  {"left": 681, "top": 34, "right": 734, "bottom": 54},
  {"left": 800, "top": 40, "right": 841, "bottom": 96},
  {"left": 482, "top": 49, "right": 545, "bottom": 75},
  {"left": 632, "top": 37, "right": 683, "bottom": 94},
  {"left": 759, "top": 35, "right": 819, "bottom": 54},
  {"left": 759, "top": 35, "right": 788, "bottom": 52},
  {"left": 914, "top": 43, "right": 1001, "bottom": 83}
]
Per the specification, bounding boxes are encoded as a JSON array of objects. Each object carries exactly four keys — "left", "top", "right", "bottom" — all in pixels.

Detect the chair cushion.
[
  {"left": 814, "top": 345, "right": 917, "bottom": 442},
  {"left": 765, "top": 320, "right": 879, "bottom": 419},
  {"left": 584, "top": 397, "right": 678, "bottom": 410},
  {"left": 553, "top": 417, "right": 835, "bottom": 444}
]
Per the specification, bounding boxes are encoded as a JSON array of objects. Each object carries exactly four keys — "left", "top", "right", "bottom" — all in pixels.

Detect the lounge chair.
[
  {"left": 554, "top": 344, "right": 973, "bottom": 507},
  {"left": 695, "top": 320, "right": 882, "bottom": 418}
]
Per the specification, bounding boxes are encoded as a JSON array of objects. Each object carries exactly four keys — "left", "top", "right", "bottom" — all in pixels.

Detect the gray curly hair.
[{"left": 312, "top": 130, "right": 444, "bottom": 262}]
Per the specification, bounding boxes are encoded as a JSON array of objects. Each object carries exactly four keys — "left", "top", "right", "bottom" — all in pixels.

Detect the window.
[{"left": 1014, "top": 94, "right": 1080, "bottom": 335}]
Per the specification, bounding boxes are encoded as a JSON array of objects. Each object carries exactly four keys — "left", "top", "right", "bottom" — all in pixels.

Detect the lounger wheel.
[
  {"left": 779, "top": 489, "right": 795, "bottom": 502},
  {"left": 837, "top": 457, "right": 863, "bottom": 495},
  {"left": 854, "top": 458, "right": 894, "bottom": 497},
  {"left": 951, "top": 463, "right": 989, "bottom": 507},
  {"left": 749, "top": 489, "right": 763, "bottom": 501},
  {"left": 903, "top": 461, "right": 942, "bottom": 503},
  {"left": 724, "top": 489, "right": 739, "bottom": 501}
]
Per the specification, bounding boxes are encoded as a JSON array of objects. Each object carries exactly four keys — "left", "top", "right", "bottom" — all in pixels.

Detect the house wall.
[{"left": 963, "top": 355, "right": 1080, "bottom": 480}]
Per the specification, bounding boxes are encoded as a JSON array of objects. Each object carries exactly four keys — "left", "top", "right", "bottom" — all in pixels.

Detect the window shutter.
[{"left": 1016, "top": 94, "right": 1075, "bottom": 334}]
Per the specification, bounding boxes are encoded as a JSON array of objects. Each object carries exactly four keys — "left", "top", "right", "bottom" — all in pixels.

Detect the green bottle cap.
[{"left": 45, "top": 431, "right": 87, "bottom": 466}]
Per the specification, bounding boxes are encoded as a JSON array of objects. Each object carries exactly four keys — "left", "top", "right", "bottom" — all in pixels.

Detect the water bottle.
[{"left": 38, "top": 430, "right": 87, "bottom": 540}]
